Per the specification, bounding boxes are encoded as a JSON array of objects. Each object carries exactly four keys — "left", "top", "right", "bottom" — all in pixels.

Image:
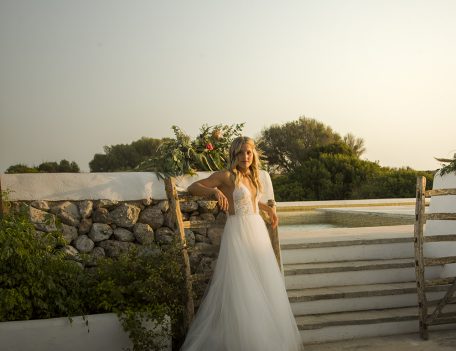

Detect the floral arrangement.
[{"left": 136, "top": 123, "right": 244, "bottom": 177}]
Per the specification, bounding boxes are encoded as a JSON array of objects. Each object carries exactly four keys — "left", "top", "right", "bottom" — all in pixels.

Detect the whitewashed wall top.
[{"left": 1, "top": 171, "right": 275, "bottom": 202}]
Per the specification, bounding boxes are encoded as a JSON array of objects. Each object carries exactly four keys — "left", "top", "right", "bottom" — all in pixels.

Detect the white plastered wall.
[
  {"left": 424, "top": 172, "right": 456, "bottom": 278},
  {"left": 1, "top": 171, "right": 275, "bottom": 203}
]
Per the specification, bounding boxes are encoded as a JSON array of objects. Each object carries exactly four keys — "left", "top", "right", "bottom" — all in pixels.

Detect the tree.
[
  {"left": 343, "top": 133, "right": 366, "bottom": 157},
  {"left": 351, "top": 167, "right": 434, "bottom": 199},
  {"left": 286, "top": 153, "right": 379, "bottom": 200},
  {"left": 6, "top": 160, "right": 80, "bottom": 174},
  {"left": 37, "top": 160, "right": 80, "bottom": 173},
  {"left": 5, "top": 164, "right": 39, "bottom": 174},
  {"left": 272, "top": 152, "right": 435, "bottom": 201},
  {"left": 37, "top": 162, "right": 59, "bottom": 172},
  {"left": 89, "top": 137, "right": 165, "bottom": 172},
  {"left": 58, "top": 160, "right": 80, "bottom": 172},
  {"left": 258, "top": 117, "right": 342, "bottom": 173}
]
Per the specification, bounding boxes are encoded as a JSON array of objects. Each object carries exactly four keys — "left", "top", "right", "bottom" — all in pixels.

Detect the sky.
[{"left": 1, "top": 0, "right": 455, "bottom": 173}]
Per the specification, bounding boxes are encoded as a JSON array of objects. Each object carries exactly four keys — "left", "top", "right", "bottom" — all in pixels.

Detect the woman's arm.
[
  {"left": 258, "top": 202, "right": 278, "bottom": 229},
  {"left": 187, "top": 172, "right": 229, "bottom": 212}
]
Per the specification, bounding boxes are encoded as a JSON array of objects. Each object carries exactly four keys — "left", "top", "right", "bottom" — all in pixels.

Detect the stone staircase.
[{"left": 280, "top": 225, "right": 448, "bottom": 344}]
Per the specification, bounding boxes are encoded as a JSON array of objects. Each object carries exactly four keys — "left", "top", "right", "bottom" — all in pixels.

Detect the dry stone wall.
[{"left": 11, "top": 197, "right": 227, "bottom": 304}]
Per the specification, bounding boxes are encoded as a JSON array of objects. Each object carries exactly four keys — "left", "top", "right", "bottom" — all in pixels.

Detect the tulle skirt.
[{"left": 180, "top": 213, "right": 304, "bottom": 351}]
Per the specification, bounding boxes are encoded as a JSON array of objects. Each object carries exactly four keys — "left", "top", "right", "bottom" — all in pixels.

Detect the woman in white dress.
[{"left": 180, "top": 136, "right": 304, "bottom": 351}]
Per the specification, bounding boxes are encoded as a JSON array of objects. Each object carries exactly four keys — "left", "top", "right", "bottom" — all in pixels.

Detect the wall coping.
[{"left": 0, "top": 171, "right": 275, "bottom": 202}]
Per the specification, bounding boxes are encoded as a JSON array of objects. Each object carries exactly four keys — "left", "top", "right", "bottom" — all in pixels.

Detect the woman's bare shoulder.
[
  {"left": 209, "top": 170, "right": 232, "bottom": 183},
  {"left": 190, "top": 170, "right": 232, "bottom": 189}
]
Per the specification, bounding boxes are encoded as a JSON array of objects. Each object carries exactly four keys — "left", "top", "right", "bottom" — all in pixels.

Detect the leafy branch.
[
  {"left": 135, "top": 123, "right": 244, "bottom": 177},
  {"left": 435, "top": 154, "right": 456, "bottom": 175}
]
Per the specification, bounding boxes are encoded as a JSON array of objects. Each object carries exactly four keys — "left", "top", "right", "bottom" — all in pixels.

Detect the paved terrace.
[{"left": 305, "top": 329, "right": 456, "bottom": 351}]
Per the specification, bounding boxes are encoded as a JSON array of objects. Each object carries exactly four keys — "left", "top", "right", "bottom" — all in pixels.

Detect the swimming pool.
[{"left": 278, "top": 206, "right": 415, "bottom": 232}]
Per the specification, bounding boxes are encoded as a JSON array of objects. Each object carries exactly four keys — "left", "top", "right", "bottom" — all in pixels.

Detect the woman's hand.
[
  {"left": 258, "top": 201, "right": 279, "bottom": 229},
  {"left": 269, "top": 208, "right": 279, "bottom": 229},
  {"left": 212, "top": 188, "right": 229, "bottom": 212}
]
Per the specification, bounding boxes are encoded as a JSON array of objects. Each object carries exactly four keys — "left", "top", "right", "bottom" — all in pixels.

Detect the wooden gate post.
[
  {"left": 164, "top": 177, "right": 195, "bottom": 331},
  {"left": 414, "top": 176, "right": 428, "bottom": 339},
  {"left": 267, "top": 199, "right": 283, "bottom": 274}
]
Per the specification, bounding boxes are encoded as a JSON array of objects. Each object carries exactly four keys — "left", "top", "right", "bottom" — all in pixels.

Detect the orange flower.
[{"left": 206, "top": 143, "right": 214, "bottom": 150}]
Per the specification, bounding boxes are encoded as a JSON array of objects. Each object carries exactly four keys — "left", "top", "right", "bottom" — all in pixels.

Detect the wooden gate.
[
  {"left": 414, "top": 176, "right": 456, "bottom": 339},
  {"left": 164, "top": 177, "right": 282, "bottom": 331}
]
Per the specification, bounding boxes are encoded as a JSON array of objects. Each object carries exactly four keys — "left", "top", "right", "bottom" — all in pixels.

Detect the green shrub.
[
  {"left": 0, "top": 208, "right": 86, "bottom": 321},
  {"left": 88, "top": 241, "right": 186, "bottom": 350},
  {"left": 272, "top": 155, "right": 435, "bottom": 201},
  {"left": 0, "top": 197, "right": 186, "bottom": 351}
]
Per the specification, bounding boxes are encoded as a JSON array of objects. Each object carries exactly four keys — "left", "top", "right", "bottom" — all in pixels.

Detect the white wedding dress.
[{"left": 180, "top": 183, "right": 304, "bottom": 351}]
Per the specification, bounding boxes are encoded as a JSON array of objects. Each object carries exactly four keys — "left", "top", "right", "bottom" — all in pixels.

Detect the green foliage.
[
  {"left": 259, "top": 117, "right": 348, "bottom": 173},
  {"left": 38, "top": 160, "right": 80, "bottom": 173},
  {"left": 273, "top": 153, "right": 376, "bottom": 201},
  {"left": 0, "top": 208, "right": 86, "bottom": 321},
  {"left": 272, "top": 151, "right": 435, "bottom": 201},
  {"left": 136, "top": 123, "right": 244, "bottom": 177},
  {"left": 0, "top": 198, "right": 185, "bottom": 351},
  {"left": 258, "top": 117, "right": 368, "bottom": 174},
  {"left": 89, "top": 137, "right": 166, "bottom": 172},
  {"left": 435, "top": 155, "right": 456, "bottom": 176},
  {"left": 6, "top": 160, "right": 80, "bottom": 174},
  {"left": 343, "top": 133, "right": 366, "bottom": 158},
  {"left": 351, "top": 168, "right": 434, "bottom": 199},
  {"left": 5, "top": 164, "right": 39, "bottom": 174},
  {"left": 89, "top": 242, "right": 185, "bottom": 351}
]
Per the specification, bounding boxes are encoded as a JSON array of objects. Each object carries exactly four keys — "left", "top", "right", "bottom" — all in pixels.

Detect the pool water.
[
  {"left": 277, "top": 208, "right": 415, "bottom": 232},
  {"left": 280, "top": 223, "right": 337, "bottom": 232}
]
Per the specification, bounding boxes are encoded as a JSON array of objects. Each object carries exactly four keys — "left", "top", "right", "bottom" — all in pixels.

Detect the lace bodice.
[{"left": 232, "top": 183, "right": 259, "bottom": 215}]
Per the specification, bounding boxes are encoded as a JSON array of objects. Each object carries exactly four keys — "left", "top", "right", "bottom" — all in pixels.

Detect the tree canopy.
[
  {"left": 6, "top": 160, "right": 80, "bottom": 174},
  {"left": 89, "top": 137, "right": 166, "bottom": 172},
  {"left": 258, "top": 117, "right": 345, "bottom": 173},
  {"left": 4, "top": 118, "right": 437, "bottom": 201},
  {"left": 272, "top": 154, "right": 434, "bottom": 201}
]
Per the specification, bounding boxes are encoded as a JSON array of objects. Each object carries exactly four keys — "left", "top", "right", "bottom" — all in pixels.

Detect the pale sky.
[{"left": 1, "top": 0, "right": 455, "bottom": 173}]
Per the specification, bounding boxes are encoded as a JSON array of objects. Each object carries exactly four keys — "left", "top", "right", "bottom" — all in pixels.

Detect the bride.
[{"left": 179, "top": 136, "right": 304, "bottom": 351}]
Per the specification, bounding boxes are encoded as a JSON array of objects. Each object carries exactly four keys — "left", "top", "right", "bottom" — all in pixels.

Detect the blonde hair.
[{"left": 228, "top": 136, "right": 262, "bottom": 193}]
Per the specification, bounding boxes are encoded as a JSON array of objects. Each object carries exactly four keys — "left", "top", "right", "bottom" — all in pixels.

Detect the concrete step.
[
  {"left": 280, "top": 226, "right": 414, "bottom": 264},
  {"left": 288, "top": 282, "right": 448, "bottom": 315},
  {"left": 297, "top": 306, "right": 456, "bottom": 344},
  {"left": 297, "top": 307, "right": 418, "bottom": 343},
  {"left": 284, "top": 258, "right": 442, "bottom": 289}
]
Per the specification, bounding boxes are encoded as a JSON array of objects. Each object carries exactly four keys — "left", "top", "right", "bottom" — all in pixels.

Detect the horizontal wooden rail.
[
  {"left": 428, "top": 315, "right": 456, "bottom": 326},
  {"left": 425, "top": 188, "right": 456, "bottom": 197},
  {"left": 425, "top": 285, "right": 455, "bottom": 293},
  {"left": 425, "top": 277, "right": 456, "bottom": 288},
  {"left": 428, "top": 297, "right": 456, "bottom": 306},
  {"left": 424, "top": 234, "right": 456, "bottom": 242},
  {"left": 182, "top": 220, "right": 218, "bottom": 229},
  {"left": 428, "top": 296, "right": 456, "bottom": 306},
  {"left": 424, "top": 256, "right": 456, "bottom": 266},
  {"left": 190, "top": 272, "right": 212, "bottom": 282},
  {"left": 425, "top": 213, "right": 456, "bottom": 221}
]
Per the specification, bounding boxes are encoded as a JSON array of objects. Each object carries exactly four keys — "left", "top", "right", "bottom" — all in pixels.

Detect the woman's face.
[{"left": 236, "top": 143, "right": 254, "bottom": 171}]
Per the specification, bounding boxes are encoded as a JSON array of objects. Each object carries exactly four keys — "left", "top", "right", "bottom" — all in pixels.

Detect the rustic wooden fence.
[
  {"left": 164, "top": 177, "right": 282, "bottom": 331},
  {"left": 414, "top": 176, "right": 456, "bottom": 339}
]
